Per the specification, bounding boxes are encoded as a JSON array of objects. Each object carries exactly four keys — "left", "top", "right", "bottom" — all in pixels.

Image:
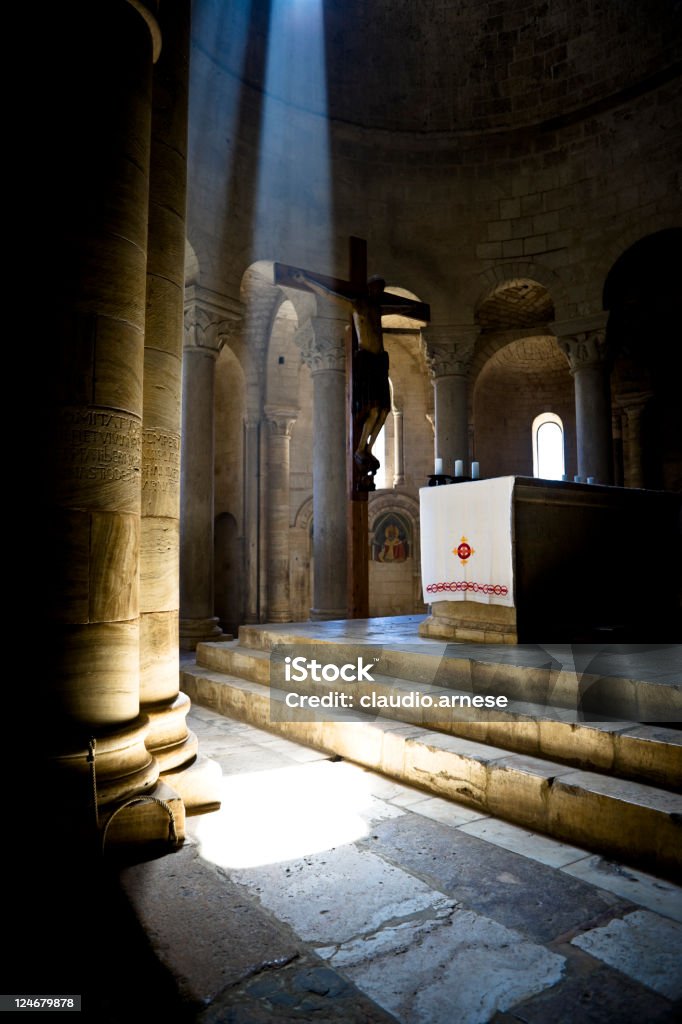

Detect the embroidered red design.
[{"left": 454, "top": 535, "right": 474, "bottom": 565}]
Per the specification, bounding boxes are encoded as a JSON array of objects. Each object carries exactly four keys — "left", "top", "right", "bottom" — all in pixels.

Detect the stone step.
[
  {"left": 180, "top": 664, "right": 682, "bottom": 881},
  {"left": 194, "top": 641, "right": 682, "bottom": 790}
]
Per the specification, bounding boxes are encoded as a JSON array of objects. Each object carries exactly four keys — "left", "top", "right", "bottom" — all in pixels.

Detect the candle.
[
  {"left": 587, "top": 476, "right": 595, "bottom": 484},
  {"left": 574, "top": 475, "right": 582, "bottom": 483},
  {"left": 434, "top": 457, "right": 443, "bottom": 475},
  {"left": 454, "top": 459, "right": 464, "bottom": 477},
  {"left": 471, "top": 461, "right": 480, "bottom": 479}
]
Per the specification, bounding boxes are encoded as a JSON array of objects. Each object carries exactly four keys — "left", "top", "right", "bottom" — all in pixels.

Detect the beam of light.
[
  {"left": 188, "top": 1, "right": 256, "bottom": 266},
  {"left": 190, "top": 760, "right": 371, "bottom": 869},
  {"left": 252, "top": 0, "right": 332, "bottom": 265}
]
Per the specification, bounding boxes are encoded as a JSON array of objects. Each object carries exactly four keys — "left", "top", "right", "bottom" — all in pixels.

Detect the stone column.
[
  {"left": 179, "top": 309, "right": 232, "bottom": 648},
  {"left": 265, "top": 407, "right": 298, "bottom": 621},
  {"left": 301, "top": 317, "right": 348, "bottom": 620},
  {"left": 139, "top": 0, "right": 198, "bottom": 775},
  {"left": 612, "top": 409, "right": 625, "bottom": 488},
  {"left": 556, "top": 317, "right": 613, "bottom": 484},
  {"left": 243, "top": 413, "right": 262, "bottom": 623},
  {"left": 44, "top": 1, "right": 162, "bottom": 821},
  {"left": 422, "top": 327, "right": 477, "bottom": 474},
  {"left": 621, "top": 393, "right": 652, "bottom": 489},
  {"left": 393, "top": 409, "right": 405, "bottom": 486}
]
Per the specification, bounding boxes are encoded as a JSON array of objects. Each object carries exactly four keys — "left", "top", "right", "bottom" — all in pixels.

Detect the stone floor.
[{"left": 12, "top": 703, "right": 681, "bottom": 1023}]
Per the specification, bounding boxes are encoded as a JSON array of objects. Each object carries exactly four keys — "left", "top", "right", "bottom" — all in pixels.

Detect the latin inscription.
[
  {"left": 142, "top": 430, "right": 180, "bottom": 495},
  {"left": 59, "top": 407, "right": 141, "bottom": 482}
]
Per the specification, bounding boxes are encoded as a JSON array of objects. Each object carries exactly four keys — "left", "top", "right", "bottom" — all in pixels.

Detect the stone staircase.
[{"left": 181, "top": 623, "right": 682, "bottom": 881}]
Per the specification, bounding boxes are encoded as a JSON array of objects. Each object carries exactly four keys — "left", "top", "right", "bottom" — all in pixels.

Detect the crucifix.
[{"left": 274, "top": 237, "right": 430, "bottom": 617}]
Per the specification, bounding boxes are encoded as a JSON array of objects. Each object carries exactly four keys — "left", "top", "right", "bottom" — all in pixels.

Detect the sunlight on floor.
[{"left": 190, "top": 759, "right": 372, "bottom": 869}]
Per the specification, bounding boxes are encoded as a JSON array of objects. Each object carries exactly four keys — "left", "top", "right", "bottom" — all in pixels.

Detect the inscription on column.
[
  {"left": 54, "top": 406, "right": 141, "bottom": 511},
  {"left": 142, "top": 428, "right": 180, "bottom": 517}
]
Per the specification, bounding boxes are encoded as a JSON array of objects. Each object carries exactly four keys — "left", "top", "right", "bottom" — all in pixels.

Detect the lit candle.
[
  {"left": 471, "top": 461, "right": 480, "bottom": 479},
  {"left": 434, "top": 457, "right": 443, "bottom": 475},
  {"left": 454, "top": 459, "right": 464, "bottom": 477}
]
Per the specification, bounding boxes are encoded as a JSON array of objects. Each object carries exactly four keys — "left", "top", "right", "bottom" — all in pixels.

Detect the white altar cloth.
[{"left": 419, "top": 477, "right": 515, "bottom": 606}]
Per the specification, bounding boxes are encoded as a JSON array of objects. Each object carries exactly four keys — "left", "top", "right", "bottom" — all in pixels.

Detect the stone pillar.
[
  {"left": 621, "top": 393, "right": 652, "bottom": 489},
  {"left": 393, "top": 409, "right": 405, "bottom": 486},
  {"left": 556, "top": 317, "right": 613, "bottom": 484},
  {"left": 302, "top": 317, "right": 348, "bottom": 620},
  {"left": 422, "top": 327, "right": 477, "bottom": 474},
  {"left": 243, "top": 413, "right": 262, "bottom": 623},
  {"left": 265, "top": 408, "right": 298, "bottom": 621},
  {"left": 139, "top": 0, "right": 198, "bottom": 775},
  {"left": 44, "top": 1, "right": 162, "bottom": 821},
  {"left": 179, "top": 309, "right": 232, "bottom": 648},
  {"left": 612, "top": 409, "right": 625, "bottom": 488}
]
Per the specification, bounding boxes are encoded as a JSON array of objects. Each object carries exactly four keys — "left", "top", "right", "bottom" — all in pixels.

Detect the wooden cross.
[{"left": 275, "top": 237, "right": 430, "bottom": 618}]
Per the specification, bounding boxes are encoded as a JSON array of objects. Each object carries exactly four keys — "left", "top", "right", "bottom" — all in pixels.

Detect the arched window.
[{"left": 532, "top": 412, "right": 564, "bottom": 480}]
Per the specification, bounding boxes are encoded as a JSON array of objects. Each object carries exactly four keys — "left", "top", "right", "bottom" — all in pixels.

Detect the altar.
[{"left": 419, "top": 476, "right": 681, "bottom": 643}]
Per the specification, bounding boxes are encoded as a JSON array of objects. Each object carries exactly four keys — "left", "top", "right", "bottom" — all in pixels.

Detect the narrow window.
[
  {"left": 373, "top": 423, "right": 387, "bottom": 488},
  {"left": 533, "top": 412, "right": 564, "bottom": 480}
]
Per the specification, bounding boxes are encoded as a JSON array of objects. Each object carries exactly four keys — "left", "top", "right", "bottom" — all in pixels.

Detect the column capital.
[
  {"left": 264, "top": 406, "right": 299, "bottom": 437},
  {"left": 300, "top": 316, "right": 347, "bottom": 374},
  {"left": 553, "top": 313, "right": 611, "bottom": 374},
  {"left": 421, "top": 325, "right": 478, "bottom": 378},
  {"left": 615, "top": 391, "right": 653, "bottom": 417},
  {"left": 183, "top": 305, "right": 240, "bottom": 357}
]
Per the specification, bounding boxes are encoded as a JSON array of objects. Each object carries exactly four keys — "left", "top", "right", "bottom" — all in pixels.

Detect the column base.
[
  {"left": 100, "top": 780, "right": 185, "bottom": 851},
  {"left": 143, "top": 691, "right": 198, "bottom": 772},
  {"left": 309, "top": 607, "right": 348, "bottom": 622},
  {"left": 49, "top": 714, "right": 160, "bottom": 810},
  {"left": 179, "top": 616, "right": 225, "bottom": 650},
  {"left": 162, "top": 754, "right": 222, "bottom": 814}
]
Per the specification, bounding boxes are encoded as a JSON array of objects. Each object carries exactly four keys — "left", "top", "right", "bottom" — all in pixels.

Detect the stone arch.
[
  {"left": 595, "top": 218, "right": 681, "bottom": 303},
  {"left": 472, "top": 334, "right": 576, "bottom": 480},
  {"left": 293, "top": 495, "right": 314, "bottom": 533},
  {"left": 368, "top": 492, "right": 424, "bottom": 616},
  {"left": 604, "top": 228, "right": 682, "bottom": 491},
  {"left": 470, "top": 276, "right": 558, "bottom": 389},
  {"left": 369, "top": 492, "right": 421, "bottom": 564},
  {"left": 475, "top": 261, "right": 568, "bottom": 317},
  {"left": 185, "top": 238, "right": 200, "bottom": 286}
]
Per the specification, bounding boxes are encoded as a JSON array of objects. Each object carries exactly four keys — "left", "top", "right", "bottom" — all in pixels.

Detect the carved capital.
[
  {"left": 556, "top": 329, "right": 609, "bottom": 374},
  {"left": 264, "top": 406, "right": 298, "bottom": 438},
  {"left": 615, "top": 391, "right": 653, "bottom": 422},
  {"left": 183, "top": 305, "right": 240, "bottom": 357},
  {"left": 422, "top": 326, "right": 477, "bottom": 378},
  {"left": 300, "top": 317, "right": 347, "bottom": 373}
]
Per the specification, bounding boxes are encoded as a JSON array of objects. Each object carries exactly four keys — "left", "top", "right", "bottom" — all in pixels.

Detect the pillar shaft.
[
  {"left": 423, "top": 327, "right": 476, "bottom": 472},
  {"left": 622, "top": 395, "right": 652, "bottom": 489},
  {"left": 45, "top": 0, "right": 160, "bottom": 811},
  {"left": 265, "top": 410, "right": 297, "bottom": 621},
  {"left": 243, "top": 416, "right": 262, "bottom": 622},
  {"left": 179, "top": 313, "right": 225, "bottom": 648},
  {"left": 303, "top": 318, "right": 348, "bottom": 620},
  {"left": 557, "top": 323, "right": 613, "bottom": 484},
  {"left": 140, "top": 0, "right": 195, "bottom": 769}
]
